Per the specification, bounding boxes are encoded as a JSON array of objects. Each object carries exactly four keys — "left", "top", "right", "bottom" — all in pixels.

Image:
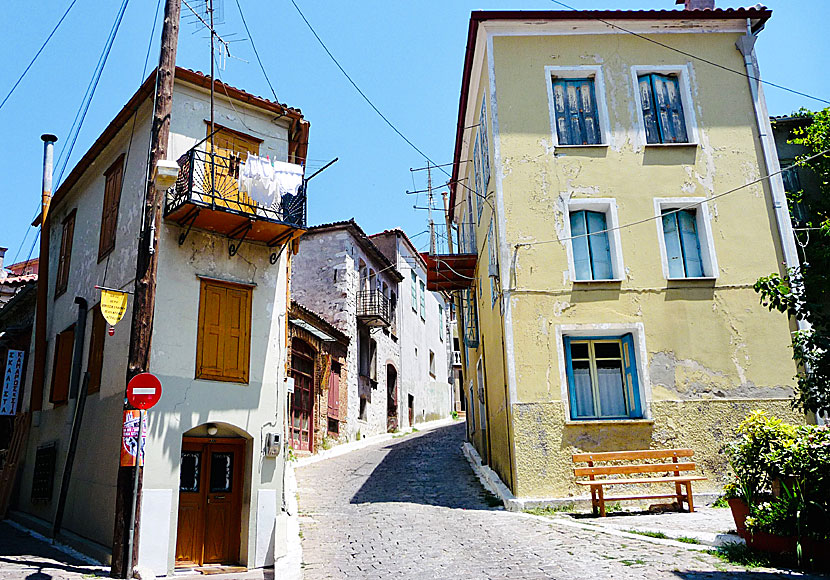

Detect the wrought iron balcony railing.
[
  {"left": 164, "top": 148, "right": 307, "bottom": 251},
  {"left": 356, "top": 290, "right": 391, "bottom": 328}
]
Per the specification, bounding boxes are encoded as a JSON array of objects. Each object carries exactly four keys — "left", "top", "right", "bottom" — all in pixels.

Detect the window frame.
[
  {"left": 195, "top": 277, "right": 253, "bottom": 384},
  {"left": 419, "top": 280, "right": 426, "bottom": 320},
  {"left": 562, "top": 198, "right": 625, "bottom": 283},
  {"left": 54, "top": 209, "right": 76, "bottom": 299},
  {"left": 49, "top": 325, "right": 75, "bottom": 406},
  {"left": 631, "top": 65, "right": 698, "bottom": 147},
  {"left": 545, "top": 66, "right": 611, "bottom": 148},
  {"left": 488, "top": 219, "right": 500, "bottom": 306},
  {"left": 98, "top": 154, "right": 125, "bottom": 261},
  {"left": 654, "top": 198, "right": 718, "bottom": 280},
  {"left": 555, "top": 323, "right": 652, "bottom": 423},
  {"left": 410, "top": 271, "right": 418, "bottom": 311}
]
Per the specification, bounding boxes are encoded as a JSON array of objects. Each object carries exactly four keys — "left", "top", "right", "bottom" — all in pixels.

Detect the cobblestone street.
[{"left": 296, "top": 423, "right": 824, "bottom": 580}]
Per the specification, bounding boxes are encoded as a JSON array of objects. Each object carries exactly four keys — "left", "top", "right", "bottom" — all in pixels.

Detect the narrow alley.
[{"left": 296, "top": 423, "right": 822, "bottom": 580}]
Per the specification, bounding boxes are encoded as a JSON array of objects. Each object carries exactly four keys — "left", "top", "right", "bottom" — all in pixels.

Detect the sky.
[{"left": 1, "top": 0, "right": 827, "bottom": 268}]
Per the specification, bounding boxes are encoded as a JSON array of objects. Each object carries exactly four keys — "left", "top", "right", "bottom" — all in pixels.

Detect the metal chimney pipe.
[
  {"left": 676, "top": 0, "right": 715, "bottom": 9},
  {"left": 41, "top": 134, "right": 57, "bottom": 218}
]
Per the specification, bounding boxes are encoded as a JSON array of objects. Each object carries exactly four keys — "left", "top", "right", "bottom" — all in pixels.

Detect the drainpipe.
[{"left": 737, "top": 21, "right": 818, "bottom": 421}]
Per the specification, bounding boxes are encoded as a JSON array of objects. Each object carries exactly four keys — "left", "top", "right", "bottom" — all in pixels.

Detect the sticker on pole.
[
  {"left": 127, "top": 372, "right": 162, "bottom": 410},
  {"left": 120, "top": 410, "right": 147, "bottom": 467}
]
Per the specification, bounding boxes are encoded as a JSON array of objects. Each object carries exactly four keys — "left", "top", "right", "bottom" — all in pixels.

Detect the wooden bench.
[{"left": 573, "top": 449, "right": 706, "bottom": 517}]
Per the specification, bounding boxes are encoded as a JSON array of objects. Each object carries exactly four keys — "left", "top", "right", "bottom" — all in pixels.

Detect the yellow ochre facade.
[{"left": 448, "top": 8, "right": 805, "bottom": 501}]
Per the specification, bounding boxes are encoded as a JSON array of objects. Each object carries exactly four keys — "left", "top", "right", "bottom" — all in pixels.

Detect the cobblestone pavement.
[
  {"left": 296, "top": 423, "right": 825, "bottom": 580},
  {"left": 0, "top": 521, "right": 108, "bottom": 579}
]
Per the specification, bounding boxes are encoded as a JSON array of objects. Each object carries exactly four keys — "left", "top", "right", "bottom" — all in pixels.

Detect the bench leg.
[
  {"left": 598, "top": 486, "right": 606, "bottom": 517},
  {"left": 685, "top": 482, "right": 695, "bottom": 513},
  {"left": 675, "top": 482, "right": 684, "bottom": 509},
  {"left": 590, "top": 486, "right": 598, "bottom": 516}
]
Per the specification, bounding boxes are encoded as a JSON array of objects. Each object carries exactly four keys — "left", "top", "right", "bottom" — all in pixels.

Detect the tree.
[{"left": 755, "top": 108, "right": 830, "bottom": 415}]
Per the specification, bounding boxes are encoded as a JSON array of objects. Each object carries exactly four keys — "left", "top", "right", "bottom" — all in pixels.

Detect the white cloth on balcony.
[{"left": 238, "top": 155, "right": 304, "bottom": 208}]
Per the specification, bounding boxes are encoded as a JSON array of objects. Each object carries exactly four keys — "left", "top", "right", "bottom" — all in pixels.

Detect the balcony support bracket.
[
  {"left": 267, "top": 230, "right": 295, "bottom": 265},
  {"left": 177, "top": 208, "right": 201, "bottom": 246},
  {"left": 228, "top": 221, "right": 253, "bottom": 257}
]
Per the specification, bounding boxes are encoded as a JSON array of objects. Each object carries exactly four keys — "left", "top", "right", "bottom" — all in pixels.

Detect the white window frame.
[
  {"left": 555, "top": 322, "right": 653, "bottom": 423},
  {"left": 630, "top": 64, "right": 699, "bottom": 148},
  {"left": 562, "top": 197, "right": 625, "bottom": 283},
  {"left": 545, "top": 65, "right": 611, "bottom": 148},
  {"left": 654, "top": 197, "right": 718, "bottom": 280}
]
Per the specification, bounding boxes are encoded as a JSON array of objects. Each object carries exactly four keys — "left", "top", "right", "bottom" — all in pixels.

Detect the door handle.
[{"left": 212, "top": 495, "right": 226, "bottom": 500}]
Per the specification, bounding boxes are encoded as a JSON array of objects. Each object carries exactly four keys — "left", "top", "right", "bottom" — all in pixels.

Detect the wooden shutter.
[
  {"left": 585, "top": 210, "right": 612, "bottom": 280},
  {"left": 87, "top": 304, "right": 106, "bottom": 394},
  {"left": 578, "top": 80, "right": 599, "bottom": 145},
  {"left": 678, "top": 210, "right": 704, "bottom": 277},
  {"left": 570, "top": 211, "right": 592, "bottom": 280},
  {"left": 49, "top": 326, "right": 75, "bottom": 406},
  {"left": 55, "top": 210, "right": 76, "bottom": 298},
  {"left": 99, "top": 155, "right": 124, "bottom": 260},
  {"left": 327, "top": 362, "right": 340, "bottom": 419},
  {"left": 553, "top": 79, "right": 601, "bottom": 146},
  {"left": 196, "top": 279, "right": 252, "bottom": 383},
  {"left": 638, "top": 75, "right": 661, "bottom": 144},
  {"left": 651, "top": 74, "right": 688, "bottom": 144},
  {"left": 419, "top": 280, "right": 426, "bottom": 318},
  {"left": 621, "top": 334, "right": 642, "bottom": 418},
  {"left": 661, "top": 212, "right": 686, "bottom": 278},
  {"left": 411, "top": 271, "right": 417, "bottom": 310},
  {"left": 207, "top": 126, "right": 261, "bottom": 210}
]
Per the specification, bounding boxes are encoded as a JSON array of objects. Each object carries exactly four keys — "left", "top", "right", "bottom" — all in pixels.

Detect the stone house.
[
  {"left": 287, "top": 301, "right": 349, "bottom": 453},
  {"left": 370, "top": 229, "right": 453, "bottom": 427},
  {"left": 429, "top": 4, "right": 806, "bottom": 501},
  {"left": 291, "top": 220, "right": 403, "bottom": 440},
  {"left": 12, "top": 66, "right": 309, "bottom": 575}
]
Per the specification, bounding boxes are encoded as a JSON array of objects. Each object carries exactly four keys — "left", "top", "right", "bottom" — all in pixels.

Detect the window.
[
  {"left": 49, "top": 325, "right": 75, "bottom": 406},
  {"left": 655, "top": 199, "right": 717, "bottom": 280},
  {"left": 473, "top": 138, "right": 483, "bottom": 223},
  {"left": 359, "top": 395, "right": 368, "bottom": 421},
  {"left": 467, "top": 380, "right": 476, "bottom": 430},
  {"left": 99, "top": 155, "right": 124, "bottom": 260},
  {"left": 438, "top": 304, "right": 444, "bottom": 341},
  {"left": 410, "top": 271, "right": 417, "bottom": 311},
  {"left": 462, "top": 287, "right": 479, "bottom": 348},
  {"left": 488, "top": 220, "right": 500, "bottom": 306},
  {"left": 479, "top": 101, "right": 490, "bottom": 192},
  {"left": 31, "top": 443, "right": 57, "bottom": 503},
  {"left": 782, "top": 166, "right": 809, "bottom": 225},
  {"left": 87, "top": 304, "right": 107, "bottom": 394},
  {"left": 634, "top": 70, "right": 694, "bottom": 145},
  {"left": 476, "top": 358, "right": 486, "bottom": 431},
  {"left": 551, "top": 78, "right": 600, "bottom": 145},
  {"left": 429, "top": 351, "right": 436, "bottom": 377},
  {"left": 55, "top": 210, "right": 76, "bottom": 298},
  {"left": 564, "top": 335, "right": 642, "bottom": 420},
  {"left": 419, "top": 280, "right": 426, "bottom": 320},
  {"left": 569, "top": 210, "right": 612, "bottom": 281},
  {"left": 196, "top": 278, "right": 252, "bottom": 383}
]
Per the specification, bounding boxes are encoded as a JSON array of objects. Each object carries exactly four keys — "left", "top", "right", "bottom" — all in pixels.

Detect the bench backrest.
[{"left": 572, "top": 449, "right": 695, "bottom": 479}]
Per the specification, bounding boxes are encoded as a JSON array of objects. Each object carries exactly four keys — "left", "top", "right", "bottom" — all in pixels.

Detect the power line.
[
  {"left": 549, "top": 0, "right": 830, "bottom": 106},
  {"left": 0, "top": 0, "right": 78, "bottom": 113},
  {"left": 55, "top": 0, "right": 132, "bottom": 185},
  {"left": 234, "top": 0, "right": 279, "bottom": 104},
  {"left": 516, "top": 148, "right": 830, "bottom": 249}
]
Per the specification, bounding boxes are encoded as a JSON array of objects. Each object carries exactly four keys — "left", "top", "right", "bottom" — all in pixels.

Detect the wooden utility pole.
[{"left": 110, "top": 0, "right": 181, "bottom": 576}]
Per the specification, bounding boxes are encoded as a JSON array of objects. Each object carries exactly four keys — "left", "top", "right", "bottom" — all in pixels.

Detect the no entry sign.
[{"left": 127, "top": 373, "right": 162, "bottom": 410}]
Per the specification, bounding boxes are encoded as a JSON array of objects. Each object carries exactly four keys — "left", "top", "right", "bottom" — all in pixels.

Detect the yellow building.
[{"left": 432, "top": 4, "right": 807, "bottom": 504}]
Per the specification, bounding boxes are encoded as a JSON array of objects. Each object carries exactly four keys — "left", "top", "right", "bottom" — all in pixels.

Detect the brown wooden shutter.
[
  {"left": 327, "top": 362, "right": 340, "bottom": 419},
  {"left": 98, "top": 155, "right": 125, "bottom": 260},
  {"left": 49, "top": 326, "right": 75, "bottom": 406},
  {"left": 86, "top": 304, "right": 106, "bottom": 394},
  {"left": 55, "top": 210, "right": 76, "bottom": 298},
  {"left": 196, "top": 279, "right": 252, "bottom": 383}
]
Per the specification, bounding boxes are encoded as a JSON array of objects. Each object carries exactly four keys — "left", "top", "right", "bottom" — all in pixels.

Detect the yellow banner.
[{"left": 101, "top": 289, "right": 128, "bottom": 327}]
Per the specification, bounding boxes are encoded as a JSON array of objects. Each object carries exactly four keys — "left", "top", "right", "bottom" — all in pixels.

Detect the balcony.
[
  {"left": 421, "top": 222, "right": 477, "bottom": 292},
  {"left": 165, "top": 148, "right": 306, "bottom": 252},
  {"left": 356, "top": 290, "right": 391, "bottom": 328},
  {"left": 452, "top": 351, "right": 462, "bottom": 366}
]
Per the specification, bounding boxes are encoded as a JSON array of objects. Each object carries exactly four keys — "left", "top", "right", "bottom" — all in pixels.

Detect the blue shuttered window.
[
  {"left": 570, "top": 210, "right": 613, "bottom": 280},
  {"left": 479, "top": 101, "right": 490, "bottom": 190},
  {"left": 462, "top": 287, "right": 479, "bottom": 348},
  {"left": 638, "top": 74, "right": 688, "bottom": 144},
  {"left": 564, "top": 335, "right": 642, "bottom": 420},
  {"left": 419, "top": 280, "right": 426, "bottom": 319},
  {"left": 410, "top": 271, "right": 417, "bottom": 310},
  {"left": 552, "top": 78, "right": 601, "bottom": 145},
  {"left": 661, "top": 209, "right": 704, "bottom": 278}
]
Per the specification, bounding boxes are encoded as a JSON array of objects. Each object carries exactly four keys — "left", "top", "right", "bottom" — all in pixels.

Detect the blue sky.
[{"left": 1, "top": 0, "right": 827, "bottom": 267}]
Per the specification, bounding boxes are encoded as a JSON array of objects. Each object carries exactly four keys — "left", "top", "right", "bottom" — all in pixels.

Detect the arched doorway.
[
  {"left": 290, "top": 338, "right": 315, "bottom": 452},
  {"left": 386, "top": 364, "right": 398, "bottom": 432},
  {"left": 175, "top": 423, "right": 247, "bottom": 568}
]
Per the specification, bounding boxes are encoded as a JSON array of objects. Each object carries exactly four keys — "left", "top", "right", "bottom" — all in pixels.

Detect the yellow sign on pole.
[{"left": 101, "top": 289, "right": 129, "bottom": 327}]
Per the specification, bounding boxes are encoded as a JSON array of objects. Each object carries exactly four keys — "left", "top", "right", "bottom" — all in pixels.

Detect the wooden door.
[
  {"left": 176, "top": 438, "right": 244, "bottom": 567},
  {"left": 290, "top": 339, "right": 315, "bottom": 452},
  {"left": 205, "top": 126, "right": 260, "bottom": 210},
  {"left": 386, "top": 365, "right": 398, "bottom": 432},
  {"left": 327, "top": 361, "right": 340, "bottom": 420}
]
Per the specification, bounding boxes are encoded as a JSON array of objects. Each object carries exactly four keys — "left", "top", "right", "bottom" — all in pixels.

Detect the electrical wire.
[
  {"left": 234, "top": 0, "right": 279, "bottom": 104},
  {"left": 516, "top": 148, "right": 830, "bottom": 249},
  {"left": 549, "top": 0, "right": 830, "bottom": 106},
  {"left": 0, "top": 0, "right": 79, "bottom": 113},
  {"left": 55, "top": 0, "right": 132, "bottom": 185}
]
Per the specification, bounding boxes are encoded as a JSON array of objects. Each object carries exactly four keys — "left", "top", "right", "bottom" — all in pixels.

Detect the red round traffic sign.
[{"left": 127, "top": 373, "right": 162, "bottom": 410}]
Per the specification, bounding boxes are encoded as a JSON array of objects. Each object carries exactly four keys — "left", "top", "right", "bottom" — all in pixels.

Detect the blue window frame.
[
  {"left": 638, "top": 73, "right": 688, "bottom": 144},
  {"left": 570, "top": 210, "right": 613, "bottom": 280},
  {"left": 661, "top": 209, "right": 703, "bottom": 278},
  {"left": 564, "top": 334, "right": 642, "bottom": 420},
  {"left": 551, "top": 78, "right": 601, "bottom": 145}
]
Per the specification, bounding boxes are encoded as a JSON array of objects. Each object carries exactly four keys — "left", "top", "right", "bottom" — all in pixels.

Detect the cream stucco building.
[
  {"left": 434, "top": 5, "right": 807, "bottom": 502},
  {"left": 13, "top": 67, "right": 309, "bottom": 575}
]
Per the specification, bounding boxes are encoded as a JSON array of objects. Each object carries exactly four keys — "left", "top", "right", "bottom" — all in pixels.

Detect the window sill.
[
  {"left": 665, "top": 276, "right": 717, "bottom": 282},
  {"left": 572, "top": 278, "right": 624, "bottom": 284},
  {"left": 644, "top": 142, "right": 697, "bottom": 148},
  {"left": 565, "top": 419, "right": 654, "bottom": 426},
  {"left": 555, "top": 144, "right": 608, "bottom": 149}
]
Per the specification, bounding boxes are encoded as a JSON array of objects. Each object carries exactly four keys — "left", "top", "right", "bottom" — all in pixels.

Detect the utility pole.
[
  {"left": 110, "top": 0, "right": 181, "bottom": 576},
  {"left": 427, "top": 162, "right": 436, "bottom": 255}
]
